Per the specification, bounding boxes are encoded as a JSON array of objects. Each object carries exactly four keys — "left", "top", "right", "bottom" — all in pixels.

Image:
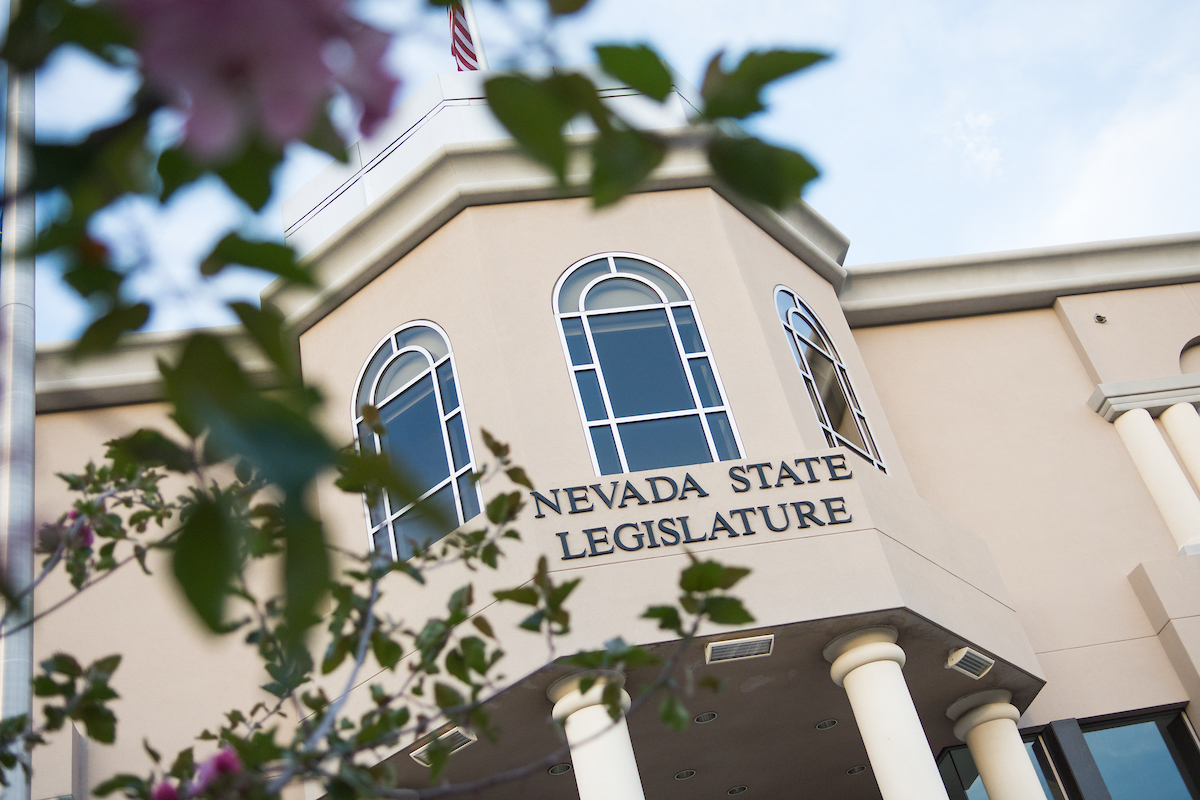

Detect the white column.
[
  {"left": 1162, "top": 403, "right": 1200, "bottom": 493},
  {"left": 948, "top": 690, "right": 1045, "bottom": 800},
  {"left": 548, "top": 672, "right": 646, "bottom": 800},
  {"left": 1114, "top": 407, "right": 1200, "bottom": 551},
  {"left": 824, "top": 627, "right": 950, "bottom": 800}
]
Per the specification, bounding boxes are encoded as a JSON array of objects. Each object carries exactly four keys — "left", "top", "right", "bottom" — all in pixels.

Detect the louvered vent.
[
  {"left": 945, "top": 647, "right": 995, "bottom": 679},
  {"left": 705, "top": 634, "right": 774, "bottom": 664},
  {"left": 410, "top": 726, "right": 477, "bottom": 766}
]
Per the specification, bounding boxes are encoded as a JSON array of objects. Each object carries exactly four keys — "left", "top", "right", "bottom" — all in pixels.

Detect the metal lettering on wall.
[{"left": 531, "top": 454, "right": 856, "bottom": 561}]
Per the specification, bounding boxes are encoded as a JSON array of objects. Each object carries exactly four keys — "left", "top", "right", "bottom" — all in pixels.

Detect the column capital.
[
  {"left": 548, "top": 670, "right": 629, "bottom": 722},
  {"left": 947, "top": 689, "right": 1019, "bottom": 742},
  {"left": 823, "top": 626, "right": 905, "bottom": 687}
]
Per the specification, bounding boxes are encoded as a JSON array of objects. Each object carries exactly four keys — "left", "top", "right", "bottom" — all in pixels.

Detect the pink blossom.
[
  {"left": 150, "top": 781, "right": 178, "bottom": 800},
  {"left": 68, "top": 509, "right": 79, "bottom": 520},
  {"left": 76, "top": 524, "right": 94, "bottom": 548},
  {"left": 112, "top": 0, "right": 399, "bottom": 159},
  {"left": 194, "top": 746, "right": 242, "bottom": 792}
]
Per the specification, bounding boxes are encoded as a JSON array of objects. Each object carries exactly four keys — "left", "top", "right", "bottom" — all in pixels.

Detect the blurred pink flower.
[
  {"left": 150, "top": 782, "right": 178, "bottom": 800},
  {"left": 194, "top": 746, "right": 242, "bottom": 792},
  {"left": 112, "top": 0, "right": 399, "bottom": 159},
  {"left": 76, "top": 523, "right": 94, "bottom": 548}
]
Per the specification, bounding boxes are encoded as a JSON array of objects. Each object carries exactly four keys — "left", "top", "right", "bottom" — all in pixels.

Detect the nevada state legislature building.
[{"left": 30, "top": 69, "right": 1200, "bottom": 800}]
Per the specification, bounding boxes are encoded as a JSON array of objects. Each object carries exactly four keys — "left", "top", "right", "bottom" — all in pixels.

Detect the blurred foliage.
[{"left": 0, "top": 0, "right": 828, "bottom": 795}]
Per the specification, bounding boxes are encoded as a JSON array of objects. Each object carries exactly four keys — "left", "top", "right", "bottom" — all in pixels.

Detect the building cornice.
[
  {"left": 1087, "top": 373, "right": 1200, "bottom": 422},
  {"left": 841, "top": 232, "right": 1200, "bottom": 327},
  {"left": 262, "top": 135, "right": 852, "bottom": 335},
  {"left": 35, "top": 327, "right": 272, "bottom": 414}
]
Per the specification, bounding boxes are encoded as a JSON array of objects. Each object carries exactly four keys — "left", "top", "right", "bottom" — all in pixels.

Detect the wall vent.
[
  {"left": 410, "top": 726, "right": 477, "bottom": 766},
  {"left": 705, "top": 634, "right": 774, "bottom": 664},
  {"left": 945, "top": 647, "right": 995, "bottom": 679}
]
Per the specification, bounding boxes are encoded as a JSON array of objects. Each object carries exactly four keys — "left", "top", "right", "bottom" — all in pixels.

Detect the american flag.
[{"left": 448, "top": 1, "right": 479, "bottom": 71}]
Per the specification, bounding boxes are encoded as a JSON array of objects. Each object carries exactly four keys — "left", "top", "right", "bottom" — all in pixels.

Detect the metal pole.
[
  {"left": 0, "top": 0, "right": 35, "bottom": 791},
  {"left": 461, "top": 0, "right": 489, "bottom": 70}
]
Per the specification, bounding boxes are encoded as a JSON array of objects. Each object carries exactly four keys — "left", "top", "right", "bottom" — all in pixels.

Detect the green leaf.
[
  {"left": 169, "top": 747, "right": 195, "bottom": 779},
  {"left": 143, "top": 739, "right": 161, "bottom": 763},
  {"left": 77, "top": 703, "right": 117, "bottom": 743},
  {"left": 659, "top": 695, "right": 690, "bottom": 731},
  {"left": 472, "top": 616, "right": 495, "bottom": 638},
  {"left": 171, "top": 498, "right": 240, "bottom": 631},
  {"left": 493, "top": 587, "right": 538, "bottom": 606},
  {"left": 504, "top": 466, "right": 533, "bottom": 490},
  {"left": 157, "top": 148, "right": 207, "bottom": 203},
  {"left": 547, "top": 0, "right": 590, "bottom": 13},
  {"left": 701, "top": 49, "right": 830, "bottom": 120},
  {"left": 371, "top": 631, "right": 403, "bottom": 670},
  {"left": 701, "top": 596, "right": 754, "bottom": 625},
  {"left": 643, "top": 605, "right": 683, "bottom": 633},
  {"left": 707, "top": 136, "right": 819, "bottom": 209},
  {"left": 485, "top": 491, "right": 523, "bottom": 525},
  {"left": 92, "top": 775, "right": 149, "bottom": 798},
  {"left": 202, "top": 234, "right": 312, "bottom": 286},
  {"left": 230, "top": 301, "right": 294, "bottom": 371},
  {"left": 591, "top": 128, "right": 665, "bottom": 207},
  {"left": 596, "top": 44, "right": 673, "bottom": 101},
  {"left": 71, "top": 303, "right": 150, "bottom": 359},
  {"left": 105, "top": 429, "right": 194, "bottom": 473},
  {"left": 214, "top": 139, "right": 282, "bottom": 211},
  {"left": 680, "top": 560, "right": 726, "bottom": 593},
  {"left": 484, "top": 76, "right": 574, "bottom": 182},
  {"left": 284, "top": 513, "right": 331, "bottom": 636},
  {"left": 433, "top": 683, "right": 464, "bottom": 710}
]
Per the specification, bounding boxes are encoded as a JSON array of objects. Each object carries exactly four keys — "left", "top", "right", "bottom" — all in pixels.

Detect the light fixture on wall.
[
  {"left": 705, "top": 634, "right": 774, "bottom": 664},
  {"left": 410, "top": 726, "right": 477, "bottom": 766},
  {"left": 945, "top": 646, "right": 996, "bottom": 679}
]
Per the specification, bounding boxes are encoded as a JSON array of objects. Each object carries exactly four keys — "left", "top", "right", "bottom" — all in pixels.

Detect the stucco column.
[
  {"left": 824, "top": 627, "right": 950, "bottom": 800},
  {"left": 1162, "top": 403, "right": 1200, "bottom": 495},
  {"left": 1114, "top": 407, "right": 1200, "bottom": 551},
  {"left": 948, "top": 690, "right": 1045, "bottom": 800},
  {"left": 548, "top": 671, "right": 646, "bottom": 800}
]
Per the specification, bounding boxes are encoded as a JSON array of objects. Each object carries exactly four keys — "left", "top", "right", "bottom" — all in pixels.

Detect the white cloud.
[{"left": 942, "top": 110, "right": 1003, "bottom": 182}]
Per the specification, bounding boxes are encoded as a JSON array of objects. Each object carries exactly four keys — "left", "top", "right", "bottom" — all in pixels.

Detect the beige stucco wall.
[
  {"left": 854, "top": 305, "right": 1195, "bottom": 724},
  {"left": 31, "top": 405, "right": 277, "bottom": 800}
]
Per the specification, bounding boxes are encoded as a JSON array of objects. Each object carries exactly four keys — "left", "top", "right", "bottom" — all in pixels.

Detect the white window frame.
[
  {"left": 351, "top": 321, "right": 482, "bottom": 559},
  {"left": 775, "top": 286, "right": 885, "bottom": 471},
  {"left": 554, "top": 252, "right": 745, "bottom": 475}
]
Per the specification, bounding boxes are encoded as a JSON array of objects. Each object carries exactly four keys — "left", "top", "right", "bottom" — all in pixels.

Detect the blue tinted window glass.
[
  {"left": 380, "top": 374, "right": 451, "bottom": 497},
  {"left": 457, "top": 472, "right": 480, "bottom": 522},
  {"left": 372, "top": 528, "right": 392, "bottom": 558},
  {"left": 393, "top": 485, "right": 458, "bottom": 560},
  {"left": 706, "top": 412, "right": 739, "bottom": 461},
  {"left": 561, "top": 317, "right": 592, "bottom": 365},
  {"left": 590, "top": 309, "right": 695, "bottom": 417},
  {"left": 590, "top": 426, "right": 622, "bottom": 475},
  {"left": 358, "top": 343, "right": 393, "bottom": 417},
  {"left": 376, "top": 351, "right": 429, "bottom": 403},
  {"left": 436, "top": 361, "right": 459, "bottom": 411},
  {"left": 689, "top": 358, "right": 721, "bottom": 408},
  {"left": 585, "top": 277, "right": 661, "bottom": 310},
  {"left": 614, "top": 258, "right": 686, "bottom": 302},
  {"left": 558, "top": 258, "right": 610, "bottom": 313},
  {"left": 576, "top": 370, "right": 607, "bottom": 421},
  {"left": 619, "top": 415, "right": 712, "bottom": 472},
  {"left": 1024, "top": 742, "right": 1056, "bottom": 799},
  {"left": 1085, "top": 722, "right": 1194, "bottom": 800},
  {"left": 446, "top": 413, "right": 470, "bottom": 471},
  {"left": 672, "top": 306, "right": 704, "bottom": 353}
]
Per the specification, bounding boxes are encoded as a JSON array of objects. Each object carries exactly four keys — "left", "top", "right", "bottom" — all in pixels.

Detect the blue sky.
[{"left": 28, "top": 0, "right": 1200, "bottom": 341}]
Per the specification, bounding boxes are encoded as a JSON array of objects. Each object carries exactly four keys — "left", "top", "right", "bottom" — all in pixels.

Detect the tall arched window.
[
  {"left": 352, "top": 322, "right": 481, "bottom": 559},
  {"left": 775, "top": 286, "right": 885, "bottom": 471},
  {"left": 554, "top": 253, "right": 743, "bottom": 475}
]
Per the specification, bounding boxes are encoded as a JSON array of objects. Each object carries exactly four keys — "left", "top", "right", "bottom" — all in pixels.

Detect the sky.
[{"left": 26, "top": 0, "right": 1200, "bottom": 342}]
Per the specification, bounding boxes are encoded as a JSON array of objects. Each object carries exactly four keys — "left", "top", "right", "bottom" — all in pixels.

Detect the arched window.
[
  {"left": 352, "top": 322, "right": 481, "bottom": 559},
  {"left": 554, "top": 253, "right": 743, "bottom": 475},
  {"left": 775, "top": 287, "right": 885, "bottom": 470}
]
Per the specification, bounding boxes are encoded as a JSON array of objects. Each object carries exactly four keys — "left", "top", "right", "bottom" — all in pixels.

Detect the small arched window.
[
  {"left": 776, "top": 287, "right": 885, "bottom": 470},
  {"left": 554, "top": 254, "right": 743, "bottom": 475},
  {"left": 352, "top": 322, "right": 481, "bottom": 559}
]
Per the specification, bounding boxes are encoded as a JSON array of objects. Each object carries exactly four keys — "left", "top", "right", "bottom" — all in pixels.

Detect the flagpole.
[
  {"left": 0, "top": 0, "right": 36, "bottom": 792},
  {"left": 460, "top": 0, "right": 488, "bottom": 70}
]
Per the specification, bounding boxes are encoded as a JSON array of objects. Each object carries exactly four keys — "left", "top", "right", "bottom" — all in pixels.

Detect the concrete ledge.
[
  {"left": 841, "top": 232, "right": 1200, "bottom": 327},
  {"left": 264, "top": 136, "right": 851, "bottom": 335},
  {"left": 1087, "top": 373, "right": 1200, "bottom": 422},
  {"left": 36, "top": 328, "right": 274, "bottom": 414}
]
